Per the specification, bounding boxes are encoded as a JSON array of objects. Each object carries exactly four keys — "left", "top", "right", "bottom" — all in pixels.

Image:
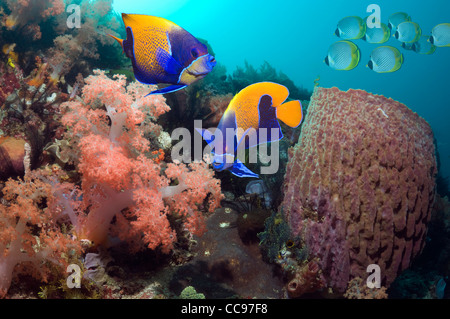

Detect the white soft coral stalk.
[
  {"left": 0, "top": 219, "right": 38, "bottom": 297},
  {"left": 105, "top": 103, "right": 128, "bottom": 144}
]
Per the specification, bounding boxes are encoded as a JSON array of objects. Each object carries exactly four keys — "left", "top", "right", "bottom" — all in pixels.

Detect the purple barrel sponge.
[{"left": 282, "top": 87, "right": 437, "bottom": 293}]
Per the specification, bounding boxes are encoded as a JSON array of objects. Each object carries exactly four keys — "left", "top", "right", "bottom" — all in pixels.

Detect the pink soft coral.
[
  {"left": 61, "top": 70, "right": 222, "bottom": 253},
  {"left": 0, "top": 176, "right": 81, "bottom": 298}
]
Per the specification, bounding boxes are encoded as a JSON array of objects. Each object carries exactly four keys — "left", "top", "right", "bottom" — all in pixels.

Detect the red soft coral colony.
[
  {"left": 0, "top": 176, "right": 82, "bottom": 298},
  {"left": 282, "top": 87, "right": 437, "bottom": 295},
  {"left": 59, "top": 70, "right": 222, "bottom": 253}
]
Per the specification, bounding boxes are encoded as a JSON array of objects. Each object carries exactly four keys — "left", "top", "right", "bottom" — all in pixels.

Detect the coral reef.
[
  {"left": 0, "top": 0, "right": 64, "bottom": 40},
  {"left": 179, "top": 286, "right": 205, "bottom": 299},
  {"left": 0, "top": 0, "right": 125, "bottom": 84},
  {"left": 0, "top": 68, "right": 223, "bottom": 298},
  {"left": 170, "top": 207, "right": 285, "bottom": 298},
  {"left": 344, "top": 277, "right": 388, "bottom": 299},
  {"left": 0, "top": 56, "right": 69, "bottom": 173},
  {"left": 287, "top": 259, "right": 326, "bottom": 298},
  {"left": 258, "top": 210, "right": 292, "bottom": 264},
  {"left": 387, "top": 194, "right": 450, "bottom": 298},
  {"left": 0, "top": 136, "right": 26, "bottom": 180},
  {"left": 282, "top": 87, "right": 437, "bottom": 293},
  {"left": 0, "top": 57, "right": 21, "bottom": 107}
]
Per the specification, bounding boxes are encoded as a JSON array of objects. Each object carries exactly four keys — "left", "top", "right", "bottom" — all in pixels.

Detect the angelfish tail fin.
[{"left": 276, "top": 100, "right": 303, "bottom": 128}]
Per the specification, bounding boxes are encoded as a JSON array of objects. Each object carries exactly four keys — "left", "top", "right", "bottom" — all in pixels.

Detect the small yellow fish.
[{"left": 7, "top": 57, "right": 15, "bottom": 68}]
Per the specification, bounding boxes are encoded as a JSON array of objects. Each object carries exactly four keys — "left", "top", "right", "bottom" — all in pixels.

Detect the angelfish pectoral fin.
[
  {"left": 230, "top": 159, "right": 259, "bottom": 178},
  {"left": 146, "top": 84, "right": 187, "bottom": 95},
  {"left": 123, "top": 27, "right": 135, "bottom": 59},
  {"left": 156, "top": 47, "right": 183, "bottom": 75}
]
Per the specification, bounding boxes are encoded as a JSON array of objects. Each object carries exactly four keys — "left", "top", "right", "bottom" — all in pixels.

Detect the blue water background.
[{"left": 113, "top": 0, "right": 450, "bottom": 178}]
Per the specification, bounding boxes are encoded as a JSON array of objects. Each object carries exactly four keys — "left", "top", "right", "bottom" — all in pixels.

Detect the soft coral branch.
[{"left": 0, "top": 176, "right": 81, "bottom": 298}]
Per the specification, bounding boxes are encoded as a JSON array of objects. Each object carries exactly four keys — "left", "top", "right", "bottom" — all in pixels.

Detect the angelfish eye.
[{"left": 191, "top": 48, "right": 199, "bottom": 58}]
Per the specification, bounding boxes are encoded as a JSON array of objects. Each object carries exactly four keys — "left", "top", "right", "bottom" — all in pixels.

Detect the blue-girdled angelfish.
[
  {"left": 109, "top": 14, "right": 216, "bottom": 95},
  {"left": 394, "top": 21, "right": 421, "bottom": 43},
  {"left": 363, "top": 22, "right": 390, "bottom": 44},
  {"left": 196, "top": 82, "right": 302, "bottom": 178},
  {"left": 430, "top": 23, "right": 450, "bottom": 47},
  {"left": 335, "top": 16, "right": 366, "bottom": 40},
  {"left": 368, "top": 46, "right": 404, "bottom": 73},
  {"left": 412, "top": 36, "right": 437, "bottom": 55},
  {"left": 388, "top": 12, "right": 411, "bottom": 34},
  {"left": 325, "top": 41, "right": 361, "bottom": 71}
]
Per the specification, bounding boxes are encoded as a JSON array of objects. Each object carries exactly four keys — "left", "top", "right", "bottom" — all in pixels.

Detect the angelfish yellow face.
[{"left": 179, "top": 54, "right": 216, "bottom": 85}]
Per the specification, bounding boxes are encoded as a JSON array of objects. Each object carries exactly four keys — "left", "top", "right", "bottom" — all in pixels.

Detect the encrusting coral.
[{"left": 282, "top": 87, "right": 437, "bottom": 294}]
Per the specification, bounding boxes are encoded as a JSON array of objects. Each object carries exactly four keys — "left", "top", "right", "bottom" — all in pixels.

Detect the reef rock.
[
  {"left": 282, "top": 87, "right": 437, "bottom": 293},
  {"left": 0, "top": 136, "right": 26, "bottom": 181}
]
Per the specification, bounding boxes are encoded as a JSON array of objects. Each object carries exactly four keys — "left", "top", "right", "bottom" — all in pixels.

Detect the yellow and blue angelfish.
[
  {"left": 109, "top": 14, "right": 216, "bottom": 95},
  {"left": 196, "top": 82, "right": 303, "bottom": 178}
]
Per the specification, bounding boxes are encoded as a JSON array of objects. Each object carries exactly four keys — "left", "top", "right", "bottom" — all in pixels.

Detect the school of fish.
[{"left": 326, "top": 12, "right": 450, "bottom": 73}]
